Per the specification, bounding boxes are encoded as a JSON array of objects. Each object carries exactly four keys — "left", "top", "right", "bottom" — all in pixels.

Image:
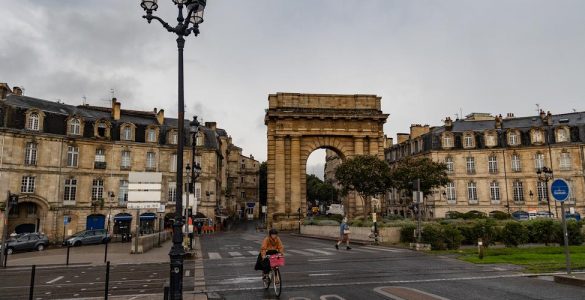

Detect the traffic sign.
[{"left": 551, "top": 179, "right": 570, "bottom": 202}]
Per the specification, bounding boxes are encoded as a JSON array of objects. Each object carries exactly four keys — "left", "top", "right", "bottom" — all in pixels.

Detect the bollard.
[
  {"left": 105, "top": 261, "right": 110, "bottom": 300},
  {"left": 29, "top": 265, "right": 36, "bottom": 300},
  {"left": 478, "top": 238, "right": 484, "bottom": 260},
  {"left": 163, "top": 285, "right": 170, "bottom": 300},
  {"left": 66, "top": 246, "right": 71, "bottom": 266}
]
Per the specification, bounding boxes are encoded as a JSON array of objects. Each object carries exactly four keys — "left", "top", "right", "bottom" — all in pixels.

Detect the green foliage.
[
  {"left": 335, "top": 155, "right": 392, "bottom": 217},
  {"left": 443, "top": 224, "right": 464, "bottom": 250},
  {"left": 388, "top": 157, "right": 449, "bottom": 196},
  {"left": 525, "top": 219, "right": 558, "bottom": 245},
  {"left": 501, "top": 221, "right": 529, "bottom": 247},
  {"left": 400, "top": 224, "right": 417, "bottom": 243},
  {"left": 446, "top": 211, "right": 488, "bottom": 220},
  {"left": 556, "top": 220, "right": 584, "bottom": 246},
  {"left": 471, "top": 219, "right": 498, "bottom": 248},
  {"left": 489, "top": 211, "right": 511, "bottom": 220},
  {"left": 306, "top": 174, "right": 338, "bottom": 205},
  {"left": 422, "top": 224, "right": 446, "bottom": 250}
]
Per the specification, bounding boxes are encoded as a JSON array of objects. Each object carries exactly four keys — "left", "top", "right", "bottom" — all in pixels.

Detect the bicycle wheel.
[
  {"left": 263, "top": 272, "right": 270, "bottom": 290},
  {"left": 272, "top": 268, "right": 282, "bottom": 297}
]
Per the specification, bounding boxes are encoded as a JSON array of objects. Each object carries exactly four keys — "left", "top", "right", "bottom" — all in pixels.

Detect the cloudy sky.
[{"left": 2, "top": 0, "right": 585, "bottom": 177}]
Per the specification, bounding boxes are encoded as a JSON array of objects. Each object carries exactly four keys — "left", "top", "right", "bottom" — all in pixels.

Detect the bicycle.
[{"left": 262, "top": 253, "right": 284, "bottom": 296}]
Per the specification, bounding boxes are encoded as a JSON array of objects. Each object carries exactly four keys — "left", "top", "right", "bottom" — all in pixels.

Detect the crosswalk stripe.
[
  {"left": 208, "top": 252, "right": 222, "bottom": 259},
  {"left": 248, "top": 250, "right": 259, "bottom": 256},
  {"left": 305, "top": 249, "right": 335, "bottom": 256},
  {"left": 229, "top": 251, "right": 243, "bottom": 257},
  {"left": 350, "top": 248, "right": 377, "bottom": 253},
  {"left": 288, "top": 249, "right": 313, "bottom": 256},
  {"left": 362, "top": 246, "right": 401, "bottom": 252}
]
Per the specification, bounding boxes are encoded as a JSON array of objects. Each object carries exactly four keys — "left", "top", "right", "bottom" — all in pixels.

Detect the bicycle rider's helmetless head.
[{"left": 269, "top": 228, "right": 278, "bottom": 238}]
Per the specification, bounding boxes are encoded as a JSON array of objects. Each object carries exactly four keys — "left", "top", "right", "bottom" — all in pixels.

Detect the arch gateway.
[{"left": 265, "top": 93, "right": 389, "bottom": 229}]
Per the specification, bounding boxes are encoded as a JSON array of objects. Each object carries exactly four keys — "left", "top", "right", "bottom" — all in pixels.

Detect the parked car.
[
  {"left": 536, "top": 211, "right": 554, "bottom": 218},
  {"left": 511, "top": 211, "right": 529, "bottom": 221},
  {"left": 326, "top": 204, "right": 345, "bottom": 216},
  {"left": 64, "top": 229, "right": 110, "bottom": 247},
  {"left": 1, "top": 233, "right": 49, "bottom": 255},
  {"left": 565, "top": 212, "right": 581, "bottom": 221}
]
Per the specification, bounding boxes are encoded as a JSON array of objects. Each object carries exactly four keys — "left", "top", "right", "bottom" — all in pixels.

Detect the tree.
[
  {"left": 306, "top": 174, "right": 338, "bottom": 206},
  {"left": 389, "top": 157, "right": 449, "bottom": 197},
  {"left": 335, "top": 155, "right": 392, "bottom": 217}
]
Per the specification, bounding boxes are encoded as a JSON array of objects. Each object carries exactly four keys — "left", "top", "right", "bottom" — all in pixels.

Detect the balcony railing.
[{"left": 94, "top": 161, "right": 107, "bottom": 169}]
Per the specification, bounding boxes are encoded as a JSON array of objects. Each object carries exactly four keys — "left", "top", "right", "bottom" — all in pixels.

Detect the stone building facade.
[
  {"left": 227, "top": 144, "right": 260, "bottom": 220},
  {"left": 0, "top": 83, "right": 255, "bottom": 242},
  {"left": 385, "top": 112, "right": 585, "bottom": 219}
]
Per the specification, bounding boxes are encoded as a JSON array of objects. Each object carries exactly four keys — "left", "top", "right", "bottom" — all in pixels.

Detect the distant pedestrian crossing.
[{"left": 202, "top": 246, "right": 404, "bottom": 260}]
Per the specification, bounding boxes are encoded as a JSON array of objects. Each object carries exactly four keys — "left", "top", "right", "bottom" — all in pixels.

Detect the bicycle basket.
[{"left": 269, "top": 255, "right": 285, "bottom": 267}]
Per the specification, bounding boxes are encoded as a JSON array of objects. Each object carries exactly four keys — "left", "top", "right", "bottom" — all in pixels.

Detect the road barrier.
[{"left": 131, "top": 230, "right": 172, "bottom": 254}]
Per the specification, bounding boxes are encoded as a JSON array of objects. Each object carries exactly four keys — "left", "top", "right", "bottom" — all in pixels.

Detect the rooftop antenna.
[
  {"left": 454, "top": 113, "right": 459, "bottom": 120},
  {"left": 536, "top": 103, "right": 541, "bottom": 114},
  {"left": 110, "top": 88, "right": 115, "bottom": 99},
  {"left": 82, "top": 96, "right": 87, "bottom": 106},
  {"left": 459, "top": 108, "right": 463, "bottom": 119}
]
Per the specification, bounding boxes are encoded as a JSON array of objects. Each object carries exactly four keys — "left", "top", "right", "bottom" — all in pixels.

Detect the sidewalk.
[
  {"left": 554, "top": 273, "right": 585, "bottom": 287},
  {"left": 5, "top": 240, "right": 177, "bottom": 267}
]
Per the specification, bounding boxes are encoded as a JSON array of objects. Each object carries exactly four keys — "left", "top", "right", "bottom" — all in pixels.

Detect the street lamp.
[
  {"left": 140, "top": 1, "right": 207, "bottom": 299},
  {"left": 105, "top": 191, "right": 114, "bottom": 263},
  {"left": 537, "top": 167, "right": 554, "bottom": 218}
]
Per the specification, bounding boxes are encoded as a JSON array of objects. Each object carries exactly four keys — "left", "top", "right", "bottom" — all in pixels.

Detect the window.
[
  {"left": 485, "top": 134, "right": 497, "bottom": 147},
  {"left": 170, "top": 153, "right": 177, "bottom": 172},
  {"left": 97, "top": 122, "right": 108, "bottom": 137},
  {"left": 168, "top": 182, "right": 177, "bottom": 202},
  {"left": 91, "top": 179, "right": 104, "bottom": 201},
  {"left": 557, "top": 127, "right": 569, "bottom": 142},
  {"left": 467, "top": 182, "right": 478, "bottom": 202},
  {"left": 464, "top": 134, "right": 474, "bottom": 148},
  {"left": 511, "top": 154, "right": 521, "bottom": 172},
  {"left": 508, "top": 131, "right": 519, "bottom": 146},
  {"left": 466, "top": 157, "right": 475, "bottom": 174},
  {"left": 67, "top": 146, "right": 79, "bottom": 167},
  {"left": 442, "top": 134, "right": 453, "bottom": 148},
  {"left": 27, "top": 112, "right": 39, "bottom": 131},
  {"left": 21, "top": 176, "right": 35, "bottom": 193},
  {"left": 537, "top": 181, "right": 548, "bottom": 203},
  {"left": 24, "top": 142, "right": 37, "bottom": 165},
  {"left": 513, "top": 181, "right": 524, "bottom": 202},
  {"left": 69, "top": 118, "right": 81, "bottom": 135},
  {"left": 532, "top": 130, "right": 543, "bottom": 144},
  {"left": 122, "top": 126, "right": 132, "bottom": 141},
  {"left": 534, "top": 153, "right": 545, "bottom": 170},
  {"left": 95, "top": 149, "right": 106, "bottom": 169},
  {"left": 240, "top": 177, "right": 245, "bottom": 184},
  {"left": 118, "top": 180, "right": 129, "bottom": 204},
  {"left": 445, "top": 157, "right": 454, "bottom": 173},
  {"left": 147, "top": 129, "right": 157, "bottom": 143},
  {"left": 446, "top": 182, "right": 456, "bottom": 202},
  {"left": 195, "top": 182, "right": 201, "bottom": 201},
  {"left": 64, "top": 178, "right": 77, "bottom": 203},
  {"left": 169, "top": 132, "right": 178, "bottom": 145},
  {"left": 146, "top": 152, "right": 156, "bottom": 170},
  {"left": 121, "top": 150, "right": 131, "bottom": 169},
  {"left": 196, "top": 133, "right": 204, "bottom": 146},
  {"left": 560, "top": 152, "right": 571, "bottom": 170},
  {"left": 488, "top": 155, "right": 498, "bottom": 173},
  {"left": 489, "top": 181, "right": 500, "bottom": 202},
  {"left": 241, "top": 191, "right": 246, "bottom": 198}
]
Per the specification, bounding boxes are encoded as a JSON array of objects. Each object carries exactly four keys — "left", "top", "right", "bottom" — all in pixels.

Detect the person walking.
[{"left": 335, "top": 217, "right": 351, "bottom": 250}]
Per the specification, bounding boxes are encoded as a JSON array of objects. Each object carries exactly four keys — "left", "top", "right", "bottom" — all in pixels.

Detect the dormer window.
[
  {"left": 94, "top": 120, "right": 110, "bottom": 138},
  {"left": 146, "top": 127, "right": 158, "bottom": 143},
  {"left": 507, "top": 130, "right": 519, "bottom": 146},
  {"left": 484, "top": 131, "right": 497, "bottom": 147},
  {"left": 442, "top": 133, "right": 453, "bottom": 148},
  {"left": 68, "top": 118, "right": 81, "bottom": 135},
  {"left": 25, "top": 111, "right": 44, "bottom": 131},
  {"left": 463, "top": 133, "right": 475, "bottom": 148},
  {"left": 168, "top": 131, "right": 178, "bottom": 145},
  {"left": 556, "top": 127, "right": 570, "bottom": 143},
  {"left": 196, "top": 132, "right": 205, "bottom": 146},
  {"left": 121, "top": 124, "right": 134, "bottom": 141},
  {"left": 531, "top": 129, "right": 544, "bottom": 144}
]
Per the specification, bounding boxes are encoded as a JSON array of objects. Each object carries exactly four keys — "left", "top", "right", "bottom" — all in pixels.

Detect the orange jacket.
[{"left": 260, "top": 236, "right": 284, "bottom": 257}]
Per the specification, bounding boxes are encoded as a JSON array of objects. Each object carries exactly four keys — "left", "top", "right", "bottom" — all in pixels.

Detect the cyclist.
[{"left": 255, "top": 228, "right": 284, "bottom": 281}]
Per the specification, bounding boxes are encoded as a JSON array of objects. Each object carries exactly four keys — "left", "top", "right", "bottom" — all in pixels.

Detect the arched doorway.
[
  {"left": 8, "top": 200, "right": 46, "bottom": 234},
  {"left": 265, "top": 93, "right": 388, "bottom": 229},
  {"left": 86, "top": 214, "right": 105, "bottom": 230},
  {"left": 113, "top": 213, "right": 132, "bottom": 235}
]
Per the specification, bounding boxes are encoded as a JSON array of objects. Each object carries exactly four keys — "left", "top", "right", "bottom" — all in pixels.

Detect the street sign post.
[{"left": 551, "top": 178, "right": 571, "bottom": 274}]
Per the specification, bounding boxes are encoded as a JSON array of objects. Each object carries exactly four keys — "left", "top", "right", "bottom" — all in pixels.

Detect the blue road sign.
[{"left": 551, "top": 179, "right": 570, "bottom": 202}]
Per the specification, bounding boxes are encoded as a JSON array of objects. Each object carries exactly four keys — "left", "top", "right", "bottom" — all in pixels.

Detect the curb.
[{"left": 553, "top": 274, "right": 585, "bottom": 287}]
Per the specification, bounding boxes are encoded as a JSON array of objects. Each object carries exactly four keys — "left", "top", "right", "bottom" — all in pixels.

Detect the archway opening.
[
  {"left": 8, "top": 202, "right": 43, "bottom": 234},
  {"left": 305, "top": 148, "right": 342, "bottom": 217}
]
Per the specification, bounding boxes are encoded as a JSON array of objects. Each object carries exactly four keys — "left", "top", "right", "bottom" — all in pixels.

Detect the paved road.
[{"left": 199, "top": 222, "right": 585, "bottom": 300}]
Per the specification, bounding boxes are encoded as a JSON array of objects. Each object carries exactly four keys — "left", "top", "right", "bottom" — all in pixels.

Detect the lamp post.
[
  {"left": 189, "top": 116, "right": 201, "bottom": 216},
  {"left": 105, "top": 191, "right": 114, "bottom": 263},
  {"left": 537, "top": 167, "right": 554, "bottom": 218},
  {"left": 140, "top": 1, "right": 207, "bottom": 299}
]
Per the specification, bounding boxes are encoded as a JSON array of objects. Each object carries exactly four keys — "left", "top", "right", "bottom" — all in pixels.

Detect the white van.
[{"left": 326, "top": 204, "right": 344, "bottom": 216}]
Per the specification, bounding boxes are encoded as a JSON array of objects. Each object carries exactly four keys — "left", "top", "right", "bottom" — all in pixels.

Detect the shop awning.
[
  {"left": 114, "top": 215, "right": 132, "bottom": 221},
  {"left": 140, "top": 213, "right": 157, "bottom": 220}
]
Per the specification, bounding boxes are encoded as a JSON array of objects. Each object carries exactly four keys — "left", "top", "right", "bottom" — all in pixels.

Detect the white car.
[{"left": 326, "top": 204, "right": 344, "bottom": 216}]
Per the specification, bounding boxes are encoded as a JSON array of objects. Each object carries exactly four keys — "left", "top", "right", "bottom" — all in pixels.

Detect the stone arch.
[
  {"left": 7, "top": 195, "right": 50, "bottom": 235},
  {"left": 265, "top": 93, "right": 389, "bottom": 230}
]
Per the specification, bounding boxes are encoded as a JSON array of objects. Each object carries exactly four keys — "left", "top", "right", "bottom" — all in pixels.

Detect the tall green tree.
[
  {"left": 306, "top": 174, "right": 338, "bottom": 206},
  {"left": 389, "top": 157, "right": 450, "bottom": 197},
  {"left": 335, "top": 155, "right": 392, "bottom": 217}
]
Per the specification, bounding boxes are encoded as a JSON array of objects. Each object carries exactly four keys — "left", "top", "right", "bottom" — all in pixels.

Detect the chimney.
[
  {"left": 156, "top": 109, "right": 164, "bottom": 125},
  {"left": 12, "top": 86, "right": 23, "bottom": 96},
  {"left": 397, "top": 133, "right": 410, "bottom": 144},
  {"left": 444, "top": 117, "right": 453, "bottom": 130},
  {"left": 410, "top": 124, "right": 430, "bottom": 139},
  {"left": 495, "top": 114, "right": 503, "bottom": 129},
  {"left": 385, "top": 136, "right": 394, "bottom": 148},
  {"left": 111, "top": 98, "right": 121, "bottom": 120},
  {"left": 250, "top": 154, "right": 254, "bottom": 160},
  {"left": 539, "top": 109, "right": 546, "bottom": 120},
  {"left": 506, "top": 113, "right": 515, "bottom": 119},
  {"left": 546, "top": 111, "right": 553, "bottom": 126},
  {"left": 0, "top": 83, "right": 10, "bottom": 100},
  {"left": 205, "top": 122, "right": 217, "bottom": 130}
]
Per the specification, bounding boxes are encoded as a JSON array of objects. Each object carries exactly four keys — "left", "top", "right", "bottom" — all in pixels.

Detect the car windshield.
[{"left": 70, "top": 232, "right": 85, "bottom": 237}]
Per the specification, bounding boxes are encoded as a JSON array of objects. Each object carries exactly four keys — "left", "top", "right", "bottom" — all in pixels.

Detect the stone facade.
[
  {"left": 265, "top": 93, "right": 389, "bottom": 229},
  {"left": 227, "top": 144, "right": 260, "bottom": 220},
  {"left": 0, "top": 83, "right": 256, "bottom": 242},
  {"left": 385, "top": 112, "right": 585, "bottom": 219}
]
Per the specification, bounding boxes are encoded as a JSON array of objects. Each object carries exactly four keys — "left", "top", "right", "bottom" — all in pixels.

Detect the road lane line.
[
  {"left": 362, "top": 246, "right": 402, "bottom": 252},
  {"left": 308, "top": 258, "right": 332, "bottom": 262},
  {"left": 288, "top": 249, "right": 314, "bottom": 256},
  {"left": 228, "top": 251, "right": 243, "bottom": 257},
  {"left": 306, "top": 249, "right": 335, "bottom": 256},
  {"left": 350, "top": 248, "right": 377, "bottom": 253},
  {"left": 308, "top": 273, "right": 334, "bottom": 277},
  {"left": 248, "top": 250, "right": 259, "bottom": 256},
  {"left": 46, "top": 276, "right": 64, "bottom": 284},
  {"left": 208, "top": 252, "right": 222, "bottom": 260}
]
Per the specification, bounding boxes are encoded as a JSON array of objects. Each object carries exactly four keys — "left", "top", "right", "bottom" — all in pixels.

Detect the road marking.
[
  {"left": 46, "top": 276, "right": 64, "bottom": 284},
  {"left": 306, "top": 249, "right": 335, "bottom": 256},
  {"left": 308, "top": 258, "right": 333, "bottom": 262},
  {"left": 208, "top": 252, "right": 222, "bottom": 259},
  {"left": 185, "top": 270, "right": 191, "bottom": 277},
  {"left": 288, "top": 249, "right": 313, "bottom": 256},
  {"left": 309, "top": 273, "right": 334, "bottom": 277},
  {"left": 362, "top": 246, "right": 401, "bottom": 252},
  {"left": 248, "top": 250, "right": 259, "bottom": 256},
  {"left": 374, "top": 286, "right": 450, "bottom": 300},
  {"left": 320, "top": 295, "right": 346, "bottom": 300},
  {"left": 229, "top": 251, "right": 243, "bottom": 257},
  {"left": 350, "top": 248, "right": 377, "bottom": 253}
]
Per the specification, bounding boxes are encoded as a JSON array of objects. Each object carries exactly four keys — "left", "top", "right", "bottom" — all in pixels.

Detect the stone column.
[
  {"left": 274, "top": 136, "right": 286, "bottom": 220},
  {"left": 354, "top": 137, "right": 364, "bottom": 155},
  {"left": 290, "top": 136, "right": 301, "bottom": 223},
  {"left": 369, "top": 137, "right": 379, "bottom": 156}
]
